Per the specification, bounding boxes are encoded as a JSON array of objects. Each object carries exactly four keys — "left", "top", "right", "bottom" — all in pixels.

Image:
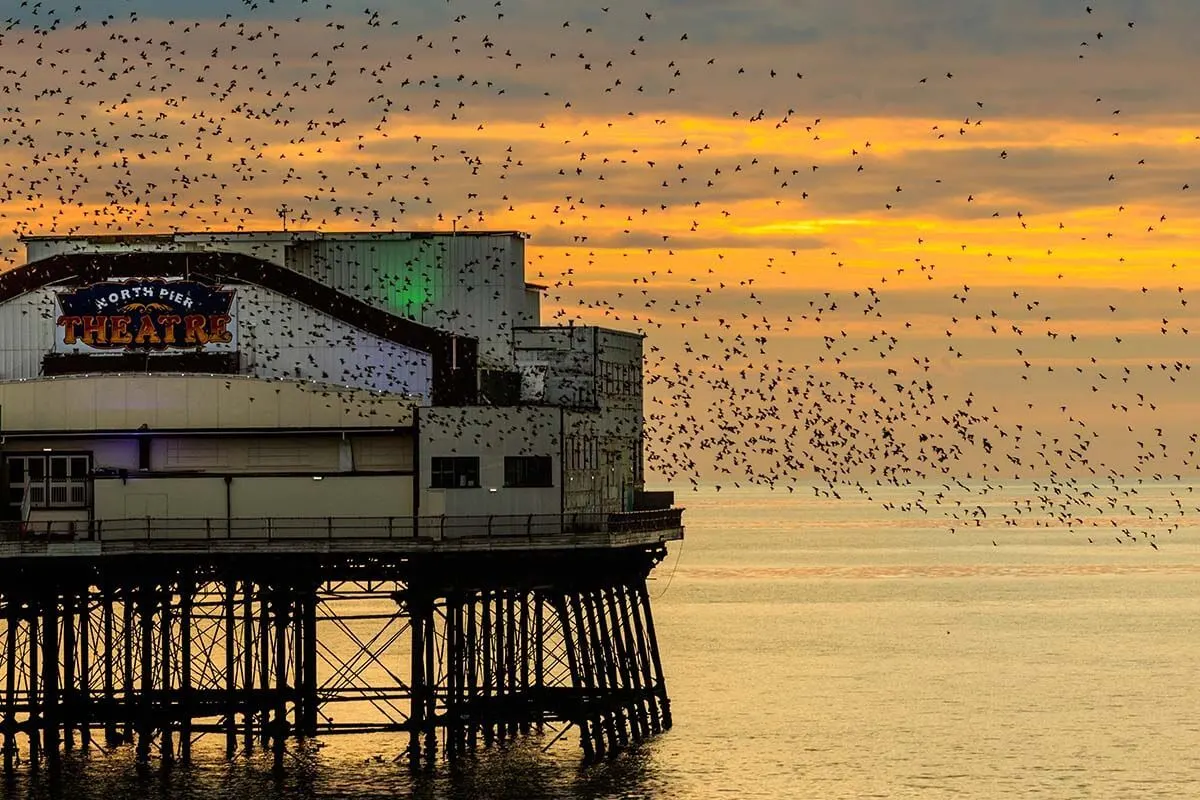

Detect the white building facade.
[{"left": 0, "top": 231, "right": 662, "bottom": 539}]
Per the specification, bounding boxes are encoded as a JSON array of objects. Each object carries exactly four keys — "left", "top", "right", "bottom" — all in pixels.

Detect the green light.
[{"left": 388, "top": 268, "right": 434, "bottom": 319}]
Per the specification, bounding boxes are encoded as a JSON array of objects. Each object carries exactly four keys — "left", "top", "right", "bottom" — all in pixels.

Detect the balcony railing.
[{"left": 0, "top": 508, "right": 684, "bottom": 547}]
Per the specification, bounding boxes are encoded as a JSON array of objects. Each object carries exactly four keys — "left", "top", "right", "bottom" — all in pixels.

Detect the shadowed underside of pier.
[{"left": 0, "top": 545, "right": 675, "bottom": 772}]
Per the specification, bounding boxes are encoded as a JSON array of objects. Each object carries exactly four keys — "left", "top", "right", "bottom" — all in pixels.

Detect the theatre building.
[
  {"left": 0, "top": 231, "right": 682, "bottom": 768},
  {"left": 0, "top": 231, "right": 673, "bottom": 537}
]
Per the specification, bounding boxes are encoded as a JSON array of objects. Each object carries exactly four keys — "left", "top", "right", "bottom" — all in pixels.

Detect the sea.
[{"left": 10, "top": 483, "right": 1200, "bottom": 799}]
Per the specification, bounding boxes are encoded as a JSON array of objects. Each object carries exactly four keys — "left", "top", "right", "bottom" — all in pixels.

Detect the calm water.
[{"left": 11, "top": 484, "right": 1200, "bottom": 799}]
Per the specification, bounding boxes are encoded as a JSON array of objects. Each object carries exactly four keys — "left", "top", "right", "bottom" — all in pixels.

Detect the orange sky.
[{"left": 1, "top": 0, "right": 1198, "bottom": 487}]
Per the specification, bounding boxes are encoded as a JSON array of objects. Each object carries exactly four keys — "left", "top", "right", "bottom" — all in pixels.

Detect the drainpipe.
[
  {"left": 412, "top": 408, "right": 421, "bottom": 537},
  {"left": 224, "top": 475, "right": 233, "bottom": 538},
  {"left": 559, "top": 406, "right": 566, "bottom": 527}
]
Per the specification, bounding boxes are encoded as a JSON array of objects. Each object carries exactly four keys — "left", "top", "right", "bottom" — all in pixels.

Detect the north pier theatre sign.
[{"left": 54, "top": 279, "right": 237, "bottom": 352}]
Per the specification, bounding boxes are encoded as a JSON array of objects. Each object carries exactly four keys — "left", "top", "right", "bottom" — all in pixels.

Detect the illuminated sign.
[{"left": 55, "top": 278, "right": 237, "bottom": 352}]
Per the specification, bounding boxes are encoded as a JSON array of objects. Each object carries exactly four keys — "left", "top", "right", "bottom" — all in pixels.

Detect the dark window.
[
  {"left": 70, "top": 456, "right": 89, "bottom": 479},
  {"left": 430, "top": 456, "right": 480, "bottom": 489},
  {"left": 504, "top": 456, "right": 553, "bottom": 488},
  {"left": 5, "top": 453, "right": 91, "bottom": 511}
]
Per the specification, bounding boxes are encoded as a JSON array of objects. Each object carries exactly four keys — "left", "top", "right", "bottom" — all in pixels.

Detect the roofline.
[
  {"left": 19, "top": 229, "right": 531, "bottom": 242},
  {"left": 0, "top": 426, "right": 416, "bottom": 439},
  {"left": 0, "top": 372, "right": 423, "bottom": 399},
  {"left": 512, "top": 324, "right": 646, "bottom": 339}
]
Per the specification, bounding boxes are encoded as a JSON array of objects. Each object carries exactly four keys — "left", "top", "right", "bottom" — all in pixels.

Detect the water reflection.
[{"left": 9, "top": 735, "right": 669, "bottom": 800}]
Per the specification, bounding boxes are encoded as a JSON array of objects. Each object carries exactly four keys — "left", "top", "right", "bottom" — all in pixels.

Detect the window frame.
[
  {"left": 504, "top": 455, "right": 554, "bottom": 488},
  {"left": 429, "top": 456, "right": 480, "bottom": 489},
  {"left": 5, "top": 452, "right": 92, "bottom": 511}
]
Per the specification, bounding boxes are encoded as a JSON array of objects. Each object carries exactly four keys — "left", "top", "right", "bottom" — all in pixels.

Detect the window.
[
  {"left": 597, "top": 360, "right": 641, "bottom": 397},
  {"left": 5, "top": 453, "right": 91, "bottom": 512},
  {"left": 504, "top": 456, "right": 553, "bottom": 488},
  {"left": 564, "top": 436, "right": 598, "bottom": 471},
  {"left": 430, "top": 456, "right": 480, "bottom": 489}
]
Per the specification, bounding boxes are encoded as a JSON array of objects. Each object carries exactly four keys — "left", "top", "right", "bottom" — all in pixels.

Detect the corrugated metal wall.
[
  {"left": 286, "top": 234, "right": 527, "bottom": 368},
  {"left": 235, "top": 285, "right": 431, "bottom": 396},
  {"left": 0, "top": 289, "right": 57, "bottom": 379}
]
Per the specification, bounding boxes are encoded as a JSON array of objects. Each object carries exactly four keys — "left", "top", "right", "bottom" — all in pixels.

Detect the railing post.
[
  {"left": 527, "top": 514, "right": 533, "bottom": 539},
  {"left": 440, "top": 515, "right": 446, "bottom": 540},
  {"left": 487, "top": 515, "right": 493, "bottom": 539},
  {"left": 327, "top": 517, "right": 333, "bottom": 539},
  {"left": 146, "top": 516, "right": 151, "bottom": 541},
  {"left": 206, "top": 518, "right": 211, "bottom": 540}
]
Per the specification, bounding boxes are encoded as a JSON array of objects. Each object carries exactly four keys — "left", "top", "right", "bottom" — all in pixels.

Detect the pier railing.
[{"left": 0, "top": 508, "right": 683, "bottom": 548}]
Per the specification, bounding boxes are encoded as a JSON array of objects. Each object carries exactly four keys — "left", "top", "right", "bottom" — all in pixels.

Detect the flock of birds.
[{"left": 0, "top": 0, "right": 1197, "bottom": 545}]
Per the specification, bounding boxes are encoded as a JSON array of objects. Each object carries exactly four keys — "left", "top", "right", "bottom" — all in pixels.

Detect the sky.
[{"left": 0, "top": 0, "right": 1198, "bottom": 520}]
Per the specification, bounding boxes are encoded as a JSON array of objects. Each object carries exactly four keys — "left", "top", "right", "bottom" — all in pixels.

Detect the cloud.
[{"left": 0, "top": 0, "right": 1198, "bottom": 484}]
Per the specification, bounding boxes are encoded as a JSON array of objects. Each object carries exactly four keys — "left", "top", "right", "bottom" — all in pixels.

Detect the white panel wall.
[
  {"left": 0, "top": 290, "right": 56, "bottom": 380},
  {"left": 522, "top": 287, "right": 542, "bottom": 327},
  {"left": 0, "top": 375, "right": 417, "bottom": 432},
  {"left": 93, "top": 473, "right": 413, "bottom": 521},
  {"left": 417, "top": 405, "right": 561, "bottom": 518},
  {"left": 229, "top": 475, "right": 413, "bottom": 518},
  {"left": 94, "top": 476, "right": 227, "bottom": 520}
]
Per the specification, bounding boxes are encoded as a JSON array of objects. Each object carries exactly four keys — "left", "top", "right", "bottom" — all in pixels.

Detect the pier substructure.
[{"left": 0, "top": 544, "right": 673, "bottom": 770}]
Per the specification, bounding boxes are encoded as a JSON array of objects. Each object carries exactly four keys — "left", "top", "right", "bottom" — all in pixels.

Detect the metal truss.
[{"left": 0, "top": 550, "right": 672, "bottom": 772}]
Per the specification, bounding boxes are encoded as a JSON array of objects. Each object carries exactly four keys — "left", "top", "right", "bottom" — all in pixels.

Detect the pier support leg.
[
  {"left": 3, "top": 607, "right": 18, "bottom": 773},
  {"left": 180, "top": 578, "right": 193, "bottom": 765},
  {"left": 271, "top": 591, "right": 288, "bottom": 770},
  {"left": 27, "top": 603, "right": 39, "bottom": 769},
  {"left": 636, "top": 582, "right": 671, "bottom": 730},
  {"left": 103, "top": 588, "right": 117, "bottom": 746},
  {"left": 62, "top": 592, "right": 75, "bottom": 753},
  {"left": 161, "top": 587, "right": 174, "bottom": 765},
  {"left": 122, "top": 591, "right": 134, "bottom": 746},
  {"left": 480, "top": 592, "right": 493, "bottom": 749},
  {"left": 224, "top": 579, "right": 236, "bottom": 759},
  {"left": 136, "top": 589, "right": 154, "bottom": 764},
  {"left": 79, "top": 589, "right": 91, "bottom": 753},
  {"left": 300, "top": 586, "right": 318, "bottom": 738},
  {"left": 408, "top": 595, "right": 425, "bottom": 769},
  {"left": 553, "top": 594, "right": 593, "bottom": 762},
  {"left": 242, "top": 582, "right": 254, "bottom": 755},
  {"left": 42, "top": 596, "right": 60, "bottom": 768},
  {"left": 465, "top": 593, "right": 478, "bottom": 752}
]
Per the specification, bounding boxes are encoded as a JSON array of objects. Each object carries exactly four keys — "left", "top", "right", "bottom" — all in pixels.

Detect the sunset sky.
[{"left": 0, "top": 0, "right": 1198, "bottom": 489}]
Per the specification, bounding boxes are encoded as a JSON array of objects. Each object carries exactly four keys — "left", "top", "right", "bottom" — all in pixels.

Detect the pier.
[{"left": 0, "top": 510, "right": 681, "bottom": 771}]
